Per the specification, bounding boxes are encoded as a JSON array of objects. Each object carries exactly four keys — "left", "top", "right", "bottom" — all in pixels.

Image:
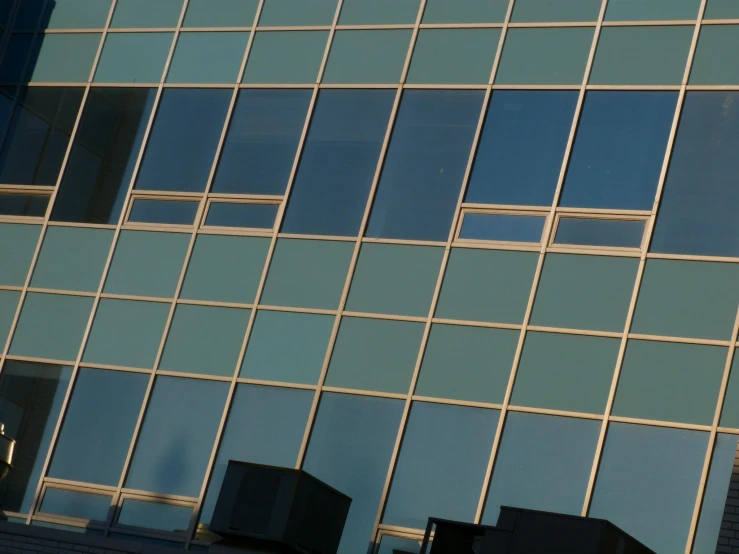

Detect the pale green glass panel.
[
  {"left": 436, "top": 248, "right": 538, "bottom": 324},
  {"left": 258, "top": 0, "right": 338, "bottom": 26},
  {"left": 323, "top": 30, "right": 411, "bottom": 84},
  {"left": 717, "top": 354, "right": 739, "bottom": 428},
  {"left": 181, "top": 235, "right": 269, "bottom": 304},
  {"left": 495, "top": 28, "right": 594, "bottom": 85},
  {"left": 632, "top": 259, "right": 739, "bottom": 340},
  {"left": 31, "top": 227, "right": 113, "bottom": 292},
  {"left": 511, "top": 0, "right": 602, "bottom": 22},
  {"left": 10, "top": 293, "right": 93, "bottom": 361},
  {"left": 46, "top": 0, "right": 113, "bottom": 28},
  {"left": 0, "top": 224, "right": 41, "bottom": 286},
  {"left": 704, "top": 0, "right": 739, "bottom": 18},
  {"left": 605, "top": 0, "right": 700, "bottom": 20},
  {"left": 512, "top": 332, "right": 619, "bottom": 414},
  {"left": 407, "top": 29, "right": 500, "bottom": 84},
  {"left": 261, "top": 239, "right": 354, "bottom": 310},
  {"left": 325, "top": 317, "right": 424, "bottom": 394},
  {"left": 346, "top": 244, "right": 443, "bottom": 317},
  {"left": 183, "top": 0, "right": 258, "bottom": 27},
  {"left": 94, "top": 33, "right": 173, "bottom": 83},
  {"left": 240, "top": 311, "right": 334, "bottom": 384},
  {"left": 590, "top": 26, "right": 693, "bottom": 85},
  {"left": 104, "top": 231, "right": 190, "bottom": 298},
  {"left": 339, "top": 0, "right": 420, "bottom": 24},
  {"left": 0, "top": 290, "right": 20, "bottom": 345},
  {"left": 691, "top": 26, "right": 739, "bottom": 85},
  {"left": 422, "top": 0, "right": 508, "bottom": 23},
  {"left": 167, "top": 32, "right": 249, "bottom": 84},
  {"left": 531, "top": 254, "right": 638, "bottom": 332},
  {"left": 613, "top": 340, "right": 725, "bottom": 425},
  {"left": 243, "top": 31, "right": 328, "bottom": 84},
  {"left": 415, "top": 324, "right": 517, "bottom": 403},
  {"left": 111, "top": 0, "right": 183, "bottom": 27},
  {"left": 29, "top": 34, "right": 100, "bottom": 82},
  {"left": 83, "top": 299, "right": 169, "bottom": 369}
]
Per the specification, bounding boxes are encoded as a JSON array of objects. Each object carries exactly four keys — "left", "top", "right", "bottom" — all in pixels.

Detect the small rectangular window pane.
[
  {"left": 605, "top": 0, "right": 700, "bottom": 20},
  {"left": 258, "top": 0, "right": 338, "bottom": 26},
  {"left": 40, "top": 488, "right": 112, "bottom": 522},
  {"left": 0, "top": 192, "right": 48, "bottom": 216},
  {"left": 705, "top": 0, "right": 739, "bottom": 18},
  {"left": 45, "top": 0, "right": 113, "bottom": 29},
  {"left": 0, "top": 222, "right": 42, "bottom": 286},
  {"left": 691, "top": 26, "right": 739, "bottom": 85},
  {"left": 340, "top": 0, "right": 419, "bottom": 24},
  {"left": 27, "top": 34, "right": 101, "bottom": 83},
  {"left": 183, "top": 0, "right": 258, "bottom": 27},
  {"left": 554, "top": 217, "right": 645, "bottom": 248},
  {"left": 323, "top": 30, "right": 411, "bottom": 84},
  {"left": 117, "top": 499, "right": 191, "bottom": 534},
  {"left": 110, "top": 0, "right": 183, "bottom": 28},
  {"left": 94, "top": 33, "right": 174, "bottom": 83},
  {"left": 459, "top": 213, "right": 545, "bottom": 243},
  {"left": 166, "top": 32, "right": 249, "bottom": 84},
  {"left": 0, "top": 291, "right": 20, "bottom": 345},
  {"left": 511, "top": 0, "right": 602, "bottom": 22},
  {"left": 205, "top": 202, "right": 278, "bottom": 229},
  {"left": 422, "top": 0, "right": 509, "bottom": 23},
  {"left": 128, "top": 199, "right": 198, "bottom": 225},
  {"left": 243, "top": 31, "right": 328, "bottom": 84}
]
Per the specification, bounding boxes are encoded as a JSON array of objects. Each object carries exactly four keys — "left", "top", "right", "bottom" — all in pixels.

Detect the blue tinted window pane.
[
  {"left": 212, "top": 89, "right": 311, "bottom": 195},
  {"left": 466, "top": 91, "right": 577, "bottom": 206},
  {"left": 128, "top": 199, "right": 198, "bottom": 225},
  {"left": 281, "top": 90, "right": 395, "bottom": 237},
  {"left": 460, "top": 213, "right": 545, "bottom": 242},
  {"left": 40, "top": 488, "right": 111, "bottom": 522},
  {"left": 652, "top": 92, "right": 739, "bottom": 257},
  {"left": 303, "top": 393, "right": 403, "bottom": 554},
  {"left": 367, "top": 90, "right": 484, "bottom": 241},
  {"left": 135, "top": 89, "right": 231, "bottom": 193},
  {"left": 560, "top": 91, "right": 677, "bottom": 210},
  {"left": 0, "top": 193, "right": 48, "bottom": 216},
  {"left": 554, "top": 218, "right": 645, "bottom": 248},
  {"left": 205, "top": 202, "right": 278, "bottom": 229},
  {"left": 118, "top": 500, "right": 191, "bottom": 533}
]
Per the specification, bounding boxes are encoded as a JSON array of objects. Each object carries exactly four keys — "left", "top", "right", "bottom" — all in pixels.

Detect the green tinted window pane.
[
  {"left": 111, "top": 0, "right": 183, "bottom": 27},
  {"left": 46, "top": 0, "right": 113, "bottom": 28},
  {"left": 605, "top": 0, "right": 700, "bottom": 20},
  {"left": 28, "top": 34, "right": 100, "bottom": 82},
  {"left": 94, "top": 33, "right": 173, "bottom": 83},
  {"left": 167, "top": 32, "right": 249, "bottom": 84},
  {"left": 104, "top": 231, "right": 189, "bottom": 298},
  {"left": 691, "top": 26, "right": 739, "bottom": 84},
  {"left": 118, "top": 499, "right": 191, "bottom": 533},
  {"left": 705, "top": 0, "right": 739, "bottom": 18},
  {"left": 0, "top": 290, "right": 20, "bottom": 345},
  {"left": 183, "top": 0, "right": 258, "bottom": 27},
  {"left": 495, "top": 28, "right": 594, "bottom": 85},
  {"left": 261, "top": 239, "right": 353, "bottom": 310},
  {"left": 436, "top": 249, "right": 538, "bottom": 324},
  {"left": 325, "top": 317, "right": 424, "bottom": 394},
  {"left": 416, "top": 324, "right": 517, "bottom": 403},
  {"left": 512, "top": 332, "right": 619, "bottom": 414},
  {"left": 614, "top": 340, "right": 725, "bottom": 425},
  {"left": 244, "top": 31, "right": 327, "bottom": 84},
  {"left": 83, "top": 299, "right": 169, "bottom": 369},
  {"left": 511, "top": 0, "right": 601, "bottom": 21},
  {"left": 40, "top": 488, "right": 111, "bottom": 521},
  {"left": 632, "top": 259, "right": 739, "bottom": 341},
  {"left": 323, "top": 30, "right": 411, "bottom": 84},
  {"left": 590, "top": 26, "right": 693, "bottom": 85},
  {"left": 717, "top": 354, "right": 739, "bottom": 428},
  {"left": 258, "top": 0, "right": 338, "bottom": 26},
  {"left": 181, "top": 235, "right": 269, "bottom": 304},
  {"left": 531, "top": 254, "right": 638, "bottom": 332},
  {"left": 0, "top": 223, "right": 40, "bottom": 286},
  {"left": 422, "top": 0, "right": 508, "bottom": 23},
  {"left": 160, "top": 305, "right": 251, "bottom": 377},
  {"left": 407, "top": 29, "right": 500, "bottom": 84},
  {"left": 31, "top": 227, "right": 113, "bottom": 292},
  {"left": 346, "top": 244, "right": 443, "bottom": 317},
  {"left": 241, "top": 310, "right": 333, "bottom": 384},
  {"left": 339, "top": 0, "right": 419, "bottom": 24},
  {"left": 10, "top": 293, "right": 93, "bottom": 361}
]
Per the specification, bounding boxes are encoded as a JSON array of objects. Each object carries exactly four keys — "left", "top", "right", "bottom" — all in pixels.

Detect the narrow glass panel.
[
  {"left": 0, "top": 35, "right": 35, "bottom": 83},
  {"left": 128, "top": 199, "right": 198, "bottom": 225},
  {"left": 258, "top": 0, "right": 338, "bottom": 26},
  {"left": 323, "top": 30, "right": 411, "bottom": 84},
  {"left": 0, "top": 223, "right": 41, "bottom": 286},
  {"left": 110, "top": 0, "right": 183, "bottom": 27},
  {"left": 204, "top": 202, "right": 278, "bottom": 229},
  {"left": 0, "top": 290, "right": 20, "bottom": 344},
  {"left": 511, "top": 0, "right": 602, "bottom": 21},
  {"left": 459, "top": 213, "right": 545, "bottom": 243},
  {"left": 94, "top": 33, "right": 174, "bottom": 83},
  {"left": 166, "top": 32, "right": 249, "bottom": 84},
  {"left": 720, "top": 355, "right": 739, "bottom": 428},
  {"left": 377, "top": 536, "right": 422, "bottom": 554},
  {"left": 422, "top": 0, "right": 508, "bottom": 23},
  {"left": 554, "top": 218, "right": 645, "bottom": 248},
  {"left": 691, "top": 25, "right": 739, "bottom": 85},
  {"left": 339, "top": 0, "right": 419, "bottom": 24},
  {"left": 40, "top": 488, "right": 112, "bottom": 521},
  {"left": 183, "top": 0, "right": 258, "bottom": 27},
  {"left": 242, "top": 31, "right": 328, "bottom": 84},
  {"left": 605, "top": 0, "right": 700, "bottom": 20},
  {"left": 45, "top": 0, "right": 113, "bottom": 29},
  {"left": 705, "top": 0, "right": 739, "bottom": 18},
  {"left": 27, "top": 34, "right": 100, "bottom": 84},
  {"left": 118, "top": 499, "right": 191, "bottom": 534},
  {"left": 0, "top": 193, "right": 48, "bottom": 216}
]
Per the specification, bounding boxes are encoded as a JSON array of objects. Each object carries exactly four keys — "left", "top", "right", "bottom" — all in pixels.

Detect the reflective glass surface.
[
  {"left": 459, "top": 213, "right": 545, "bottom": 243},
  {"left": 554, "top": 217, "right": 645, "bottom": 248},
  {"left": 204, "top": 202, "right": 278, "bottom": 229},
  {"left": 128, "top": 199, "right": 199, "bottom": 225}
]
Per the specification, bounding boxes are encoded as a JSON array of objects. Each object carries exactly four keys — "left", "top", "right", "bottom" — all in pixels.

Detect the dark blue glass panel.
[
  {"left": 281, "top": 90, "right": 395, "bottom": 237},
  {"left": 651, "top": 92, "right": 739, "bottom": 257},
  {"left": 205, "top": 202, "right": 278, "bottom": 229},
  {"left": 0, "top": 193, "right": 48, "bottom": 216},
  {"left": 212, "top": 89, "right": 312, "bottom": 195},
  {"left": 135, "top": 89, "right": 231, "bottom": 193},
  {"left": 560, "top": 91, "right": 678, "bottom": 210},
  {"left": 465, "top": 91, "right": 578, "bottom": 206},
  {"left": 554, "top": 217, "right": 645, "bottom": 248},
  {"left": 460, "top": 213, "right": 545, "bottom": 242},
  {"left": 366, "top": 90, "right": 484, "bottom": 241},
  {"left": 128, "top": 199, "right": 198, "bottom": 225}
]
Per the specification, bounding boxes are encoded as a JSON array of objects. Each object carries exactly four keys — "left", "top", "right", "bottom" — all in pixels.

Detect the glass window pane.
[
  {"left": 282, "top": 90, "right": 395, "bottom": 237},
  {"left": 212, "top": 89, "right": 311, "bottom": 195},
  {"left": 0, "top": 35, "right": 35, "bottom": 83},
  {"left": 183, "top": 0, "right": 258, "bottom": 27},
  {"left": 167, "top": 32, "right": 249, "bottom": 84},
  {"left": 128, "top": 199, "right": 199, "bottom": 225},
  {"left": 94, "top": 33, "right": 173, "bottom": 83},
  {"left": 325, "top": 317, "right": 424, "bottom": 394},
  {"left": 340, "top": 0, "right": 419, "bottom": 24},
  {"left": 110, "top": 0, "right": 183, "bottom": 28},
  {"left": 383, "top": 402, "right": 499, "bottom": 528},
  {"left": 118, "top": 499, "right": 191, "bottom": 534},
  {"left": 511, "top": 0, "right": 602, "bottom": 21},
  {"left": 691, "top": 26, "right": 739, "bottom": 85},
  {"left": 721, "top": 353, "right": 739, "bottom": 428},
  {"left": 45, "top": 0, "right": 113, "bottom": 29},
  {"left": 303, "top": 393, "right": 403, "bottom": 554},
  {"left": 0, "top": 290, "right": 20, "bottom": 345},
  {"left": 40, "top": 488, "right": 111, "bottom": 522},
  {"left": 204, "top": 202, "right": 278, "bottom": 229},
  {"left": 12, "top": 0, "right": 45, "bottom": 31},
  {"left": 243, "top": 31, "right": 328, "bottom": 84},
  {"left": 459, "top": 213, "right": 545, "bottom": 242},
  {"left": 53, "top": 88, "right": 157, "bottom": 224},
  {"left": 0, "top": 193, "right": 48, "bottom": 217},
  {"left": 605, "top": 0, "right": 701, "bottom": 20},
  {"left": 554, "top": 218, "right": 645, "bottom": 248},
  {"left": 134, "top": 89, "right": 231, "bottom": 193},
  {"left": 589, "top": 423, "right": 708, "bottom": 553},
  {"left": 377, "top": 535, "right": 422, "bottom": 554},
  {"left": 27, "top": 34, "right": 100, "bottom": 83},
  {"left": 125, "top": 376, "right": 228, "bottom": 497},
  {"left": 705, "top": 0, "right": 739, "bottom": 18},
  {"left": 367, "top": 90, "right": 484, "bottom": 241},
  {"left": 48, "top": 369, "right": 148, "bottom": 486},
  {"left": 324, "top": 30, "right": 410, "bottom": 84},
  {"left": 0, "top": 223, "right": 41, "bottom": 286},
  {"left": 512, "top": 332, "right": 619, "bottom": 414},
  {"left": 258, "top": 0, "right": 338, "bottom": 26},
  {"left": 422, "top": 0, "right": 508, "bottom": 23}
]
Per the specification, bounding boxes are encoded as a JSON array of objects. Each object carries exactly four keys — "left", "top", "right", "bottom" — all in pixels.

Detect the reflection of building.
[{"left": 0, "top": 0, "right": 739, "bottom": 553}]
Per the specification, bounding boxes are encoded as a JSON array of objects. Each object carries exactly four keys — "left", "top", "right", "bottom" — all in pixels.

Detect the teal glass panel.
[
  {"left": 531, "top": 254, "right": 639, "bottom": 332},
  {"left": 28, "top": 33, "right": 100, "bottom": 83},
  {"left": 720, "top": 355, "right": 739, "bottom": 428},
  {"left": 512, "top": 332, "right": 619, "bottom": 414},
  {"left": 261, "top": 239, "right": 354, "bottom": 310},
  {"left": 160, "top": 305, "right": 251, "bottom": 377},
  {"left": 0, "top": 223, "right": 40, "bottom": 286},
  {"left": 258, "top": 0, "right": 338, "bottom": 26},
  {"left": 589, "top": 423, "right": 708, "bottom": 553},
  {"left": 323, "top": 30, "right": 411, "bottom": 84},
  {"left": 40, "top": 488, "right": 111, "bottom": 521},
  {"left": 605, "top": 0, "right": 701, "bottom": 20},
  {"left": 512, "top": 0, "right": 602, "bottom": 21},
  {"left": 167, "top": 32, "right": 249, "bottom": 84},
  {"left": 243, "top": 31, "right": 328, "bottom": 84},
  {"left": 613, "top": 340, "right": 725, "bottom": 425},
  {"left": 704, "top": 0, "right": 739, "bottom": 18},
  {"left": 0, "top": 290, "right": 19, "bottom": 345},
  {"left": 104, "top": 231, "right": 189, "bottom": 298},
  {"left": 31, "top": 227, "right": 113, "bottom": 292},
  {"left": 325, "top": 317, "right": 424, "bottom": 394},
  {"left": 46, "top": 0, "right": 113, "bottom": 29},
  {"left": 632, "top": 259, "right": 739, "bottom": 341},
  {"left": 94, "top": 33, "right": 173, "bottom": 83},
  {"left": 422, "top": 0, "right": 508, "bottom": 23},
  {"left": 416, "top": 324, "right": 517, "bottom": 404},
  {"left": 118, "top": 499, "right": 191, "bottom": 533},
  {"left": 590, "top": 26, "right": 693, "bottom": 85},
  {"left": 377, "top": 536, "right": 422, "bottom": 554},
  {"left": 483, "top": 413, "right": 600, "bottom": 523},
  {"left": 110, "top": 0, "right": 183, "bottom": 27},
  {"left": 691, "top": 26, "right": 739, "bottom": 84},
  {"left": 83, "top": 299, "right": 169, "bottom": 369},
  {"left": 181, "top": 235, "right": 269, "bottom": 304},
  {"left": 407, "top": 29, "right": 500, "bottom": 84},
  {"left": 346, "top": 244, "right": 443, "bottom": 317},
  {"left": 495, "top": 28, "right": 594, "bottom": 85},
  {"left": 10, "top": 293, "right": 93, "bottom": 361},
  {"left": 241, "top": 310, "right": 333, "bottom": 384},
  {"left": 183, "top": 0, "right": 258, "bottom": 27},
  {"left": 435, "top": 249, "right": 538, "bottom": 324},
  {"left": 339, "top": 0, "right": 420, "bottom": 24}
]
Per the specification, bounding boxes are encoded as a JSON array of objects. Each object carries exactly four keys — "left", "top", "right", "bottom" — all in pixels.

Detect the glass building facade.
[{"left": 0, "top": 0, "right": 737, "bottom": 553}]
